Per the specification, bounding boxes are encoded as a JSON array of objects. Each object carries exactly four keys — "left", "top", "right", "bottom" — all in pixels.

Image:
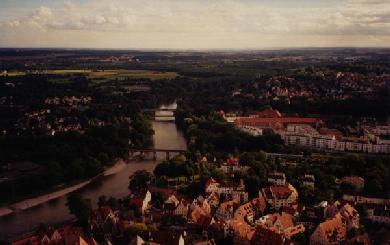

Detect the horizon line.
[{"left": 0, "top": 46, "right": 390, "bottom": 52}]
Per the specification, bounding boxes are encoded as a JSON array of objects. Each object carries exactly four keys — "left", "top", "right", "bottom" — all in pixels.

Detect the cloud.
[
  {"left": 1, "top": 0, "right": 389, "bottom": 35},
  {"left": 64, "top": 0, "right": 75, "bottom": 9},
  {"left": 0, "top": 0, "right": 389, "bottom": 48},
  {"left": 7, "top": 20, "right": 20, "bottom": 27}
]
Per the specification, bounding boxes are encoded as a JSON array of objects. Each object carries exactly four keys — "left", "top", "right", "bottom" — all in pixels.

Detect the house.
[
  {"left": 193, "top": 240, "right": 216, "bottom": 245},
  {"left": 191, "top": 196, "right": 211, "bottom": 215},
  {"left": 226, "top": 157, "right": 239, "bottom": 165},
  {"left": 217, "top": 180, "right": 249, "bottom": 204},
  {"left": 207, "top": 192, "right": 220, "bottom": 208},
  {"left": 301, "top": 174, "right": 315, "bottom": 189},
  {"left": 268, "top": 172, "right": 286, "bottom": 186},
  {"left": 366, "top": 206, "right": 390, "bottom": 224},
  {"left": 174, "top": 199, "right": 189, "bottom": 218},
  {"left": 205, "top": 178, "right": 219, "bottom": 193},
  {"left": 50, "top": 230, "right": 62, "bottom": 243},
  {"left": 152, "top": 231, "right": 189, "bottom": 245},
  {"left": 63, "top": 235, "right": 90, "bottom": 245},
  {"left": 256, "top": 212, "right": 294, "bottom": 233},
  {"left": 190, "top": 206, "right": 212, "bottom": 228},
  {"left": 128, "top": 191, "right": 152, "bottom": 215},
  {"left": 310, "top": 213, "right": 347, "bottom": 245},
  {"left": 324, "top": 201, "right": 342, "bottom": 219},
  {"left": 339, "top": 203, "right": 359, "bottom": 230},
  {"left": 142, "top": 191, "right": 152, "bottom": 215},
  {"left": 93, "top": 206, "right": 120, "bottom": 239},
  {"left": 41, "top": 235, "right": 50, "bottom": 244},
  {"left": 149, "top": 186, "right": 176, "bottom": 200},
  {"left": 216, "top": 201, "right": 237, "bottom": 221},
  {"left": 310, "top": 203, "right": 359, "bottom": 245},
  {"left": 229, "top": 218, "right": 255, "bottom": 245},
  {"left": 284, "top": 224, "right": 306, "bottom": 239},
  {"left": 220, "top": 163, "right": 250, "bottom": 175},
  {"left": 164, "top": 194, "right": 180, "bottom": 214},
  {"left": 238, "top": 126, "right": 263, "bottom": 136},
  {"left": 12, "top": 235, "right": 41, "bottom": 245},
  {"left": 319, "top": 128, "right": 343, "bottom": 140},
  {"left": 235, "top": 117, "right": 322, "bottom": 128},
  {"left": 251, "top": 108, "right": 282, "bottom": 118},
  {"left": 234, "top": 197, "right": 267, "bottom": 224},
  {"left": 205, "top": 178, "right": 249, "bottom": 204},
  {"left": 208, "top": 218, "right": 230, "bottom": 240},
  {"left": 250, "top": 225, "right": 293, "bottom": 245},
  {"left": 343, "top": 194, "right": 390, "bottom": 205},
  {"left": 341, "top": 176, "right": 365, "bottom": 192},
  {"left": 255, "top": 212, "right": 305, "bottom": 238},
  {"left": 129, "top": 235, "right": 160, "bottom": 245},
  {"left": 260, "top": 183, "right": 298, "bottom": 210}
]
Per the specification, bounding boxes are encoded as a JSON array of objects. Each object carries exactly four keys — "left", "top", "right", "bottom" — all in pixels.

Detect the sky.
[{"left": 0, "top": 0, "right": 389, "bottom": 49}]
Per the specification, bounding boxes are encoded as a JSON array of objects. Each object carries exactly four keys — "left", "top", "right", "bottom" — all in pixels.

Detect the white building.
[
  {"left": 268, "top": 172, "right": 286, "bottom": 186},
  {"left": 259, "top": 183, "right": 298, "bottom": 210},
  {"left": 366, "top": 206, "right": 390, "bottom": 224},
  {"left": 280, "top": 126, "right": 390, "bottom": 154},
  {"left": 301, "top": 174, "right": 315, "bottom": 189},
  {"left": 238, "top": 126, "right": 263, "bottom": 136}
]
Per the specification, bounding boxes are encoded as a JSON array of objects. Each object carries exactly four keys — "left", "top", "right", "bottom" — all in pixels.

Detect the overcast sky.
[{"left": 0, "top": 0, "right": 389, "bottom": 49}]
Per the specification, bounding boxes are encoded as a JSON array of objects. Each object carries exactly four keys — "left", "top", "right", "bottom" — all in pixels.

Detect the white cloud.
[
  {"left": 7, "top": 20, "right": 20, "bottom": 27},
  {"left": 0, "top": 0, "right": 389, "bottom": 48},
  {"left": 64, "top": 0, "right": 75, "bottom": 9}
]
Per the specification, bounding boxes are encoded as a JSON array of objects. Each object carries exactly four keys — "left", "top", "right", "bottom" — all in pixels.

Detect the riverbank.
[
  {"left": 0, "top": 159, "right": 126, "bottom": 217},
  {"left": 0, "top": 109, "right": 187, "bottom": 239}
]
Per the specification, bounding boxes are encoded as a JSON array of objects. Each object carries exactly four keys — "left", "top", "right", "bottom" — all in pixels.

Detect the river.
[{"left": 0, "top": 103, "right": 186, "bottom": 240}]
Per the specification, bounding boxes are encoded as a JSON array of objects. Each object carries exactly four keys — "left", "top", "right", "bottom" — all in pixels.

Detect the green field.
[{"left": 4, "top": 69, "right": 178, "bottom": 81}]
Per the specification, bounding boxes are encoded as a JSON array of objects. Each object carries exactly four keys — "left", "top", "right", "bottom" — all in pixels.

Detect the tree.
[
  {"left": 46, "top": 160, "right": 63, "bottom": 184},
  {"left": 129, "top": 170, "right": 153, "bottom": 192},
  {"left": 366, "top": 179, "right": 383, "bottom": 195},
  {"left": 125, "top": 223, "right": 148, "bottom": 238},
  {"left": 98, "top": 195, "right": 107, "bottom": 207},
  {"left": 66, "top": 193, "right": 92, "bottom": 227},
  {"left": 66, "top": 159, "right": 85, "bottom": 180},
  {"left": 340, "top": 182, "right": 357, "bottom": 194}
]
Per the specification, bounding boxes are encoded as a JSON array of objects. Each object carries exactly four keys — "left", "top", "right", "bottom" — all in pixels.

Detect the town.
[
  {"left": 2, "top": 0, "right": 390, "bottom": 242},
  {"left": 0, "top": 48, "right": 389, "bottom": 245},
  {"left": 9, "top": 155, "right": 389, "bottom": 245}
]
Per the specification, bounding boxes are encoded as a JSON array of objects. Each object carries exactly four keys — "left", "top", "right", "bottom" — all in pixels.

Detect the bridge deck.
[{"left": 130, "top": 148, "right": 186, "bottom": 153}]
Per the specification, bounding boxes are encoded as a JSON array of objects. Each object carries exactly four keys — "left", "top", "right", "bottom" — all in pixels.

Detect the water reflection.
[{"left": 0, "top": 110, "right": 186, "bottom": 239}]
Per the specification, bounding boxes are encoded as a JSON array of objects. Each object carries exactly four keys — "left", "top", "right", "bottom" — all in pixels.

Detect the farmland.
[{"left": 2, "top": 69, "right": 178, "bottom": 82}]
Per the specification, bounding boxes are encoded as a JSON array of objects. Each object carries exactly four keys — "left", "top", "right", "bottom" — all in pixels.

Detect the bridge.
[
  {"left": 142, "top": 108, "right": 177, "bottom": 112},
  {"left": 129, "top": 148, "right": 186, "bottom": 160}
]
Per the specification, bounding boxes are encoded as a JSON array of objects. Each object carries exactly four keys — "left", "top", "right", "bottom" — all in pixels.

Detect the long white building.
[{"left": 279, "top": 124, "right": 390, "bottom": 154}]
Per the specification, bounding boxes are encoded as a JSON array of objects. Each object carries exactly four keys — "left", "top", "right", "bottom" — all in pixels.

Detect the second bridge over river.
[{"left": 129, "top": 148, "right": 186, "bottom": 161}]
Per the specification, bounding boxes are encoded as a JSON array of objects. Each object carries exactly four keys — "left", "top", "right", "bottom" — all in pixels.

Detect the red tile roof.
[
  {"left": 313, "top": 213, "right": 347, "bottom": 244},
  {"left": 269, "top": 185, "right": 294, "bottom": 199},
  {"left": 226, "top": 157, "right": 239, "bottom": 165},
  {"left": 235, "top": 117, "right": 322, "bottom": 126},
  {"left": 205, "top": 178, "right": 218, "bottom": 187},
  {"left": 251, "top": 225, "right": 291, "bottom": 245},
  {"left": 99, "top": 206, "right": 113, "bottom": 219},
  {"left": 252, "top": 108, "right": 282, "bottom": 118},
  {"left": 129, "top": 197, "right": 143, "bottom": 207},
  {"left": 231, "top": 218, "right": 256, "bottom": 241},
  {"left": 319, "top": 128, "right": 344, "bottom": 139}
]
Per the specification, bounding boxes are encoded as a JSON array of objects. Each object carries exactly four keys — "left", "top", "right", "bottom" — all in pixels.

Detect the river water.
[{"left": 0, "top": 104, "right": 186, "bottom": 240}]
